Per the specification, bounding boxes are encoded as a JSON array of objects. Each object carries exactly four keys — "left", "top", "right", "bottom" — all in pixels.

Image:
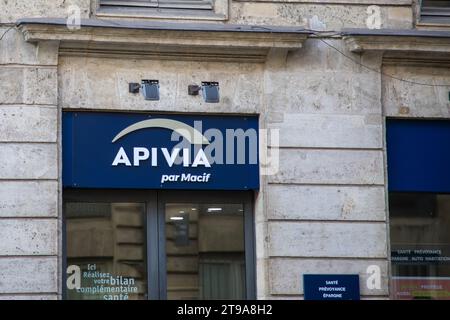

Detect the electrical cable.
[
  {"left": 0, "top": 26, "right": 16, "bottom": 42},
  {"left": 1, "top": 24, "right": 449, "bottom": 87},
  {"left": 306, "top": 28, "right": 450, "bottom": 87}
]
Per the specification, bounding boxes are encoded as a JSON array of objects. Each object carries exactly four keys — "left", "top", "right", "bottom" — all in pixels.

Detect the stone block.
[
  {"left": 0, "top": 219, "right": 58, "bottom": 255},
  {"left": 0, "top": 106, "right": 57, "bottom": 142},
  {"left": 268, "top": 149, "right": 384, "bottom": 185},
  {"left": 268, "top": 221, "right": 387, "bottom": 257},
  {"left": 0, "top": 67, "right": 57, "bottom": 105},
  {"left": 268, "top": 113, "right": 382, "bottom": 149},
  {"left": 267, "top": 185, "right": 386, "bottom": 221},
  {"left": 0, "top": 181, "right": 58, "bottom": 217},
  {"left": 0, "top": 257, "right": 57, "bottom": 293},
  {"left": 0, "top": 143, "right": 57, "bottom": 179}
]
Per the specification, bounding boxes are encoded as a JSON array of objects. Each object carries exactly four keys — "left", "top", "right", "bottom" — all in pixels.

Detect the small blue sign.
[
  {"left": 62, "top": 112, "right": 259, "bottom": 190},
  {"left": 303, "top": 274, "right": 360, "bottom": 300}
]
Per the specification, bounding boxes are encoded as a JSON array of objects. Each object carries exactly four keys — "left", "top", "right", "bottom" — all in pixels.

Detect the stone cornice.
[
  {"left": 17, "top": 18, "right": 310, "bottom": 63},
  {"left": 342, "top": 28, "right": 450, "bottom": 55}
]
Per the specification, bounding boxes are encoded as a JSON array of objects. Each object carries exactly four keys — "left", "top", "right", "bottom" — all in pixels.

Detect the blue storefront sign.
[
  {"left": 62, "top": 112, "right": 259, "bottom": 190},
  {"left": 387, "top": 119, "right": 450, "bottom": 193},
  {"left": 303, "top": 274, "right": 360, "bottom": 300}
]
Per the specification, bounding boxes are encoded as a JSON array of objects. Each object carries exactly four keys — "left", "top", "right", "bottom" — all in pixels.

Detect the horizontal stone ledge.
[
  {"left": 17, "top": 18, "right": 311, "bottom": 63},
  {"left": 343, "top": 28, "right": 450, "bottom": 54}
]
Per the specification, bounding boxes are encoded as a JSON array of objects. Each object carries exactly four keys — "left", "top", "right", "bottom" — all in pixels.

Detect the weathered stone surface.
[
  {"left": 0, "top": 27, "right": 58, "bottom": 65},
  {"left": 269, "top": 258, "right": 388, "bottom": 296},
  {"left": 285, "top": 39, "right": 383, "bottom": 73},
  {"left": 58, "top": 56, "right": 263, "bottom": 113},
  {"left": 0, "top": 219, "right": 57, "bottom": 255},
  {"left": 265, "top": 70, "right": 381, "bottom": 116},
  {"left": 268, "top": 113, "right": 382, "bottom": 148},
  {"left": 0, "top": 257, "right": 57, "bottom": 293},
  {"left": 0, "top": 143, "right": 57, "bottom": 179},
  {"left": 268, "top": 149, "right": 384, "bottom": 185},
  {"left": 0, "top": 68, "right": 23, "bottom": 103},
  {"left": 0, "top": 0, "right": 90, "bottom": 23},
  {"left": 383, "top": 65, "right": 450, "bottom": 118},
  {"left": 268, "top": 221, "right": 387, "bottom": 257},
  {"left": 0, "top": 106, "right": 57, "bottom": 142},
  {"left": 0, "top": 181, "right": 58, "bottom": 217},
  {"left": 230, "top": 3, "right": 412, "bottom": 29},
  {"left": 267, "top": 185, "right": 386, "bottom": 221},
  {"left": 0, "top": 67, "right": 57, "bottom": 105},
  {"left": 24, "top": 68, "right": 58, "bottom": 105}
]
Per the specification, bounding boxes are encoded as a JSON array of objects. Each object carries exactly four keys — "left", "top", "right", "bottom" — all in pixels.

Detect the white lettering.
[
  {"left": 162, "top": 148, "right": 181, "bottom": 167},
  {"left": 182, "top": 148, "right": 190, "bottom": 167},
  {"left": 66, "top": 265, "right": 81, "bottom": 290},
  {"left": 366, "top": 265, "right": 381, "bottom": 290},
  {"left": 112, "top": 147, "right": 131, "bottom": 166},
  {"left": 133, "top": 147, "right": 149, "bottom": 166},
  {"left": 112, "top": 147, "right": 213, "bottom": 168},
  {"left": 192, "top": 149, "right": 211, "bottom": 167},
  {"left": 151, "top": 147, "right": 157, "bottom": 166}
]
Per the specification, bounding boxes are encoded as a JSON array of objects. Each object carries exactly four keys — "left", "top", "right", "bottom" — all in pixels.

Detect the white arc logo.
[{"left": 112, "top": 119, "right": 210, "bottom": 145}]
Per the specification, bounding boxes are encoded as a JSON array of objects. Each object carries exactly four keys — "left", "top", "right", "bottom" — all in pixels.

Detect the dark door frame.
[{"left": 63, "top": 189, "right": 256, "bottom": 300}]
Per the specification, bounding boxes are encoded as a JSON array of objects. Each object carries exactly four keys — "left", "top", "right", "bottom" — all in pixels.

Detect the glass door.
[
  {"left": 164, "top": 203, "right": 245, "bottom": 299},
  {"left": 158, "top": 191, "right": 255, "bottom": 300},
  {"left": 63, "top": 190, "right": 255, "bottom": 300}
]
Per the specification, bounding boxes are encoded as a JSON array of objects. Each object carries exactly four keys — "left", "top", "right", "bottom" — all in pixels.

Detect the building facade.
[{"left": 1, "top": 0, "right": 450, "bottom": 300}]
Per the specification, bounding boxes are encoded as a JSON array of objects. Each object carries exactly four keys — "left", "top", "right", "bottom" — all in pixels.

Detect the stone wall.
[
  {"left": 262, "top": 39, "right": 388, "bottom": 299},
  {"left": 0, "top": 0, "right": 415, "bottom": 28},
  {"left": 0, "top": 24, "right": 59, "bottom": 299},
  {"left": 0, "top": 0, "right": 429, "bottom": 299}
]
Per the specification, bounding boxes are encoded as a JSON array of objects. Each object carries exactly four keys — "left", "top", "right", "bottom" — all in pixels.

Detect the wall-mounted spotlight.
[
  {"left": 188, "top": 82, "right": 220, "bottom": 103},
  {"left": 188, "top": 85, "right": 201, "bottom": 96},
  {"left": 128, "top": 80, "right": 160, "bottom": 101}
]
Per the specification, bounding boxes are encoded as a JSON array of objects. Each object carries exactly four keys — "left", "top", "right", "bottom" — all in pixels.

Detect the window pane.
[
  {"left": 65, "top": 202, "right": 147, "bottom": 300},
  {"left": 165, "top": 203, "right": 245, "bottom": 300},
  {"left": 390, "top": 193, "right": 450, "bottom": 300}
]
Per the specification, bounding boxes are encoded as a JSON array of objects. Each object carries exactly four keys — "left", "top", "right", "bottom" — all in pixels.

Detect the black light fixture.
[
  {"left": 129, "top": 82, "right": 140, "bottom": 94},
  {"left": 188, "top": 84, "right": 201, "bottom": 96},
  {"left": 188, "top": 82, "right": 220, "bottom": 103},
  {"left": 128, "top": 80, "right": 160, "bottom": 101}
]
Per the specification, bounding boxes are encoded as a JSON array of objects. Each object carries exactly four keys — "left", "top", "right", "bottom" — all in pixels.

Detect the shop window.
[
  {"left": 387, "top": 119, "right": 450, "bottom": 300},
  {"left": 65, "top": 202, "right": 148, "bottom": 300},
  {"left": 390, "top": 193, "right": 450, "bottom": 299},
  {"left": 420, "top": 0, "right": 450, "bottom": 24}
]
